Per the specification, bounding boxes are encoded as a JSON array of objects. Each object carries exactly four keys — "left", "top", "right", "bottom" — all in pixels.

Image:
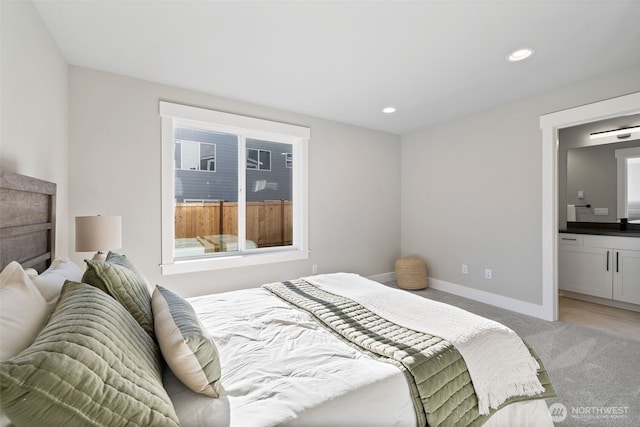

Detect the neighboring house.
[{"left": 174, "top": 126, "right": 292, "bottom": 203}]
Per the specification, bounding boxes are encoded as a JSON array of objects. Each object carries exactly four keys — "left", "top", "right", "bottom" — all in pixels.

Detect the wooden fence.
[{"left": 175, "top": 201, "right": 292, "bottom": 248}]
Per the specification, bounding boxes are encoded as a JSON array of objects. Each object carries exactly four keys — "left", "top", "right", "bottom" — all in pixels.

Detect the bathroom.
[{"left": 557, "top": 114, "right": 640, "bottom": 340}]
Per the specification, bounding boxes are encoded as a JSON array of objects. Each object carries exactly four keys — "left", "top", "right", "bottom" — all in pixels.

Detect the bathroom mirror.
[
  {"left": 559, "top": 113, "right": 640, "bottom": 226},
  {"left": 566, "top": 141, "right": 640, "bottom": 223}
]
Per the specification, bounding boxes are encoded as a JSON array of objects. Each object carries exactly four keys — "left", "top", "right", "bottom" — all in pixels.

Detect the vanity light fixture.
[
  {"left": 589, "top": 125, "right": 640, "bottom": 140},
  {"left": 507, "top": 48, "right": 534, "bottom": 62},
  {"left": 382, "top": 107, "right": 396, "bottom": 114}
]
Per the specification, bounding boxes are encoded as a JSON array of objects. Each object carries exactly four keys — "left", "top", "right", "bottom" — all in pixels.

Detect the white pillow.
[
  {"left": 30, "top": 257, "right": 83, "bottom": 306},
  {"left": 0, "top": 262, "right": 48, "bottom": 361},
  {"left": 152, "top": 285, "right": 222, "bottom": 398}
]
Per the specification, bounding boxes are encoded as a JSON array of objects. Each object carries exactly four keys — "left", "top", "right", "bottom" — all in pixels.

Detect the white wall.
[
  {"left": 68, "top": 67, "right": 401, "bottom": 297},
  {"left": 401, "top": 65, "right": 640, "bottom": 306},
  {"left": 0, "top": 0, "right": 69, "bottom": 256}
]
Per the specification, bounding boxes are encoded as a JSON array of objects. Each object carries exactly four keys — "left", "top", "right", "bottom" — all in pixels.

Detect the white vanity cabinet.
[
  {"left": 614, "top": 249, "right": 640, "bottom": 305},
  {"left": 559, "top": 233, "right": 640, "bottom": 305},
  {"left": 558, "top": 235, "right": 613, "bottom": 299}
]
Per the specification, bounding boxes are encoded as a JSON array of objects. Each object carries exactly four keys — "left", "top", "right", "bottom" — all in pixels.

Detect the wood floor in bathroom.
[{"left": 559, "top": 296, "right": 640, "bottom": 342}]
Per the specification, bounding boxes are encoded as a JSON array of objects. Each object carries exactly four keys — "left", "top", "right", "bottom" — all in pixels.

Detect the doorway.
[{"left": 539, "top": 92, "right": 640, "bottom": 321}]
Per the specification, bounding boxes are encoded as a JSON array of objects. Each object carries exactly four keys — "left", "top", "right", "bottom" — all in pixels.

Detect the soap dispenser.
[{"left": 620, "top": 218, "right": 628, "bottom": 231}]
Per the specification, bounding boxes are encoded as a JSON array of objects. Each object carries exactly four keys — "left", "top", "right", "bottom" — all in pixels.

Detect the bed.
[{"left": 0, "top": 171, "right": 556, "bottom": 427}]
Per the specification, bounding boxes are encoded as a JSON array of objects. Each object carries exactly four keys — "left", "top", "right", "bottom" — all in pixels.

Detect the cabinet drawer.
[{"left": 559, "top": 234, "right": 583, "bottom": 246}]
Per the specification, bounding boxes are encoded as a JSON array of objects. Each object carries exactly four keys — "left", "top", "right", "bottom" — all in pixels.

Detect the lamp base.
[{"left": 92, "top": 251, "right": 107, "bottom": 261}]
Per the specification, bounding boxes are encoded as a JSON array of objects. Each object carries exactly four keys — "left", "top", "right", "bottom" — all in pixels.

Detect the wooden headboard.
[{"left": 0, "top": 171, "right": 56, "bottom": 272}]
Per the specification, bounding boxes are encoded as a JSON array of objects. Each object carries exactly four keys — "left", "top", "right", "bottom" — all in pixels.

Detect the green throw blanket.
[{"left": 263, "top": 279, "right": 556, "bottom": 427}]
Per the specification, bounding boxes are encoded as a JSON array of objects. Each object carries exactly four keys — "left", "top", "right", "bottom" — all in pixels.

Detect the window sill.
[{"left": 160, "top": 248, "right": 309, "bottom": 275}]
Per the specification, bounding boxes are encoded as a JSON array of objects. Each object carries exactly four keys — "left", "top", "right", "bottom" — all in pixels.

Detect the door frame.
[{"left": 539, "top": 92, "right": 640, "bottom": 321}]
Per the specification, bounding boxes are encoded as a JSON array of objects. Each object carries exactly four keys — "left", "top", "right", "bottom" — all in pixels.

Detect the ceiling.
[{"left": 33, "top": 0, "right": 640, "bottom": 135}]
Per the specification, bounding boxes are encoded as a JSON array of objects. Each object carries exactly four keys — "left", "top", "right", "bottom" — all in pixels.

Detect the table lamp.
[{"left": 75, "top": 215, "right": 122, "bottom": 261}]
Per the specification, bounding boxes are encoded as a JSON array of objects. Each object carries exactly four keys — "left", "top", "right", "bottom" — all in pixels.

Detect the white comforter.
[
  {"left": 164, "top": 285, "right": 553, "bottom": 427},
  {"left": 165, "top": 287, "right": 416, "bottom": 427},
  {"left": 304, "top": 273, "right": 544, "bottom": 415}
]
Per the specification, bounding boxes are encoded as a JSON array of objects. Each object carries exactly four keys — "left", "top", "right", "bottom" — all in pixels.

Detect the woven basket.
[{"left": 395, "top": 256, "right": 427, "bottom": 290}]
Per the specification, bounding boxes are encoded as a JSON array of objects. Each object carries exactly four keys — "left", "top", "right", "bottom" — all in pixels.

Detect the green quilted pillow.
[
  {"left": 83, "top": 251, "right": 154, "bottom": 336},
  {"left": 0, "top": 281, "right": 179, "bottom": 427},
  {"left": 152, "top": 285, "right": 222, "bottom": 397}
]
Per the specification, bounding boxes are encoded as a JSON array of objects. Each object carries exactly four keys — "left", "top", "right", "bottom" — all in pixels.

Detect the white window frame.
[
  {"left": 160, "top": 101, "right": 310, "bottom": 275},
  {"left": 615, "top": 146, "right": 640, "bottom": 220}
]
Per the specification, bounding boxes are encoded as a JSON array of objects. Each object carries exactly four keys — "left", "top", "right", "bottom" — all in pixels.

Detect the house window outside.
[
  {"left": 175, "top": 140, "right": 216, "bottom": 172},
  {"left": 160, "top": 101, "right": 310, "bottom": 274},
  {"left": 246, "top": 148, "right": 271, "bottom": 170}
]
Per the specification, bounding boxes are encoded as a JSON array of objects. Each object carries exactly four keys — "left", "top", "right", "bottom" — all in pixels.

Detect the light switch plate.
[
  {"left": 594, "top": 208, "right": 608, "bottom": 216},
  {"left": 578, "top": 191, "right": 584, "bottom": 199}
]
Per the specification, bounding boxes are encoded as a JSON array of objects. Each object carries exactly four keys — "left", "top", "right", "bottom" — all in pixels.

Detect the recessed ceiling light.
[
  {"left": 507, "top": 48, "right": 534, "bottom": 62},
  {"left": 382, "top": 107, "right": 396, "bottom": 114}
]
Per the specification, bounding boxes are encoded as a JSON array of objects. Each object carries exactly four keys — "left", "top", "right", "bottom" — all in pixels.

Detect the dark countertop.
[{"left": 560, "top": 222, "right": 640, "bottom": 238}]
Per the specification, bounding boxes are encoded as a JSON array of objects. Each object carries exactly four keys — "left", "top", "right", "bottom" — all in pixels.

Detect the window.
[
  {"left": 176, "top": 140, "right": 216, "bottom": 172},
  {"left": 160, "top": 101, "right": 310, "bottom": 274},
  {"left": 615, "top": 146, "right": 640, "bottom": 223},
  {"left": 247, "top": 148, "right": 271, "bottom": 170}
]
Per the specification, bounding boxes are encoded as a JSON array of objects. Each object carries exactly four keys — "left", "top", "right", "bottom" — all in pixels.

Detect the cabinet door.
[
  {"left": 613, "top": 250, "right": 640, "bottom": 305},
  {"left": 558, "top": 245, "right": 613, "bottom": 298}
]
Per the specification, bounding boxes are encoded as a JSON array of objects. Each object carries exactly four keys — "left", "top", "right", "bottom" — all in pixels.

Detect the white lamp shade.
[{"left": 75, "top": 216, "right": 122, "bottom": 252}]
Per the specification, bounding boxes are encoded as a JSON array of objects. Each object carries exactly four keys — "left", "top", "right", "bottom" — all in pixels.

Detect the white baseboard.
[
  {"left": 428, "top": 278, "right": 547, "bottom": 319},
  {"left": 368, "top": 272, "right": 548, "bottom": 320}
]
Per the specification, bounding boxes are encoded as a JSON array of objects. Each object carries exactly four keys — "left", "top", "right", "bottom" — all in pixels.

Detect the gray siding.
[
  {"left": 246, "top": 138, "right": 292, "bottom": 202},
  {"left": 174, "top": 127, "right": 292, "bottom": 202}
]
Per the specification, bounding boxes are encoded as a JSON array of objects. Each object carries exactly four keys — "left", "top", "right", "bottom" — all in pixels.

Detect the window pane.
[
  {"left": 628, "top": 157, "right": 640, "bottom": 222},
  {"left": 182, "top": 141, "right": 200, "bottom": 170},
  {"left": 174, "top": 141, "right": 182, "bottom": 169},
  {"left": 259, "top": 150, "right": 271, "bottom": 171},
  {"left": 246, "top": 149, "right": 259, "bottom": 169},
  {"left": 174, "top": 126, "right": 238, "bottom": 257},
  {"left": 246, "top": 139, "right": 292, "bottom": 249},
  {"left": 200, "top": 143, "right": 216, "bottom": 171}
]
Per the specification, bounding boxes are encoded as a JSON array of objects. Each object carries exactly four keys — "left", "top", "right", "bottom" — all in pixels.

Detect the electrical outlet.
[
  {"left": 484, "top": 268, "right": 492, "bottom": 279},
  {"left": 312, "top": 264, "right": 318, "bottom": 274},
  {"left": 461, "top": 264, "right": 468, "bottom": 274}
]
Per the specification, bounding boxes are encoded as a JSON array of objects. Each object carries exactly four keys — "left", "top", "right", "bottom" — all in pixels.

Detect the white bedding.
[
  {"left": 304, "top": 273, "right": 544, "bottom": 415},
  {"left": 165, "top": 286, "right": 553, "bottom": 427},
  {"left": 166, "top": 288, "right": 416, "bottom": 427}
]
